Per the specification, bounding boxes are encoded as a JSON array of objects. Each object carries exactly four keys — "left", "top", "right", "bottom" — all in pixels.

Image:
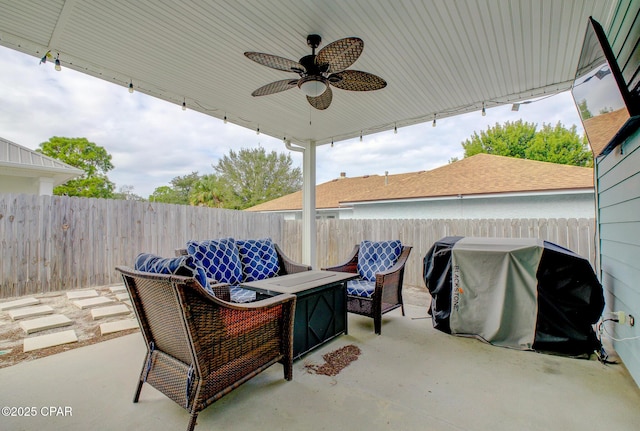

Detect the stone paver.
[
  {"left": 115, "top": 292, "right": 130, "bottom": 302},
  {"left": 73, "top": 296, "right": 114, "bottom": 309},
  {"left": 91, "top": 304, "right": 130, "bottom": 320},
  {"left": 66, "top": 289, "right": 99, "bottom": 300},
  {"left": 109, "top": 285, "right": 127, "bottom": 293},
  {"left": 9, "top": 305, "right": 55, "bottom": 321},
  {"left": 99, "top": 319, "right": 139, "bottom": 335},
  {"left": 0, "top": 297, "right": 40, "bottom": 311},
  {"left": 19, "top": 314, "right": 73, "bottom": 334},
  {"left": 23, "top": 329, "right": 78, "bottom": 352}
]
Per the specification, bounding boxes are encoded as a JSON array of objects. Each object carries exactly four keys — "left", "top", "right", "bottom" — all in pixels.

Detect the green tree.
[
  {"left": 577, "top": 99, "right": 592, "bottom": 120},
  {"left": 525, "top": 123, "right": 593, "bottom": 167},
  {"left": 462, "top": 120, "right": 537, "bottom": 159},
  {"left": 461, "top": 120, "right": 592, "bottom": 167},
  {"left": 213, "top": 147, "right": 302, "bottom": 209},
  {"left": 149, "top": 186, "right": 180, "bottom": 203},
  {"left": 149, "top": 172, "right": 200, "bottom": 204},
  {"left": 37, "top": 137, "right": 115, "bottom": 198},
  {"left": 189, "top": 174, "right": 226, "bottom": 207},
  {"left": 113, "top": 185, "right": 145, "bottom": 201}
]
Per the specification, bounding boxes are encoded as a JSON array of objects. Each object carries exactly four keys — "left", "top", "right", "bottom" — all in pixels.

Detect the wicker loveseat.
[
  {"left": 323, "top": 240, "right": 412, "bottom": 335},
  {"left": 117, "top": 253, "right": 296, "bottom": 431},
  {"left": 176, "top": 237, "right": 311, "bottom": 303}
]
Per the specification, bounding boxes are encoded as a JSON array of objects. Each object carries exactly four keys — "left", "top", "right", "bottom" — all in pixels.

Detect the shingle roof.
[
  {"left": 246, "top": 154, "right": 594, "bottom": 212},
  {"left": 582, "top": 108, "right": 629, "bottom": 156}
]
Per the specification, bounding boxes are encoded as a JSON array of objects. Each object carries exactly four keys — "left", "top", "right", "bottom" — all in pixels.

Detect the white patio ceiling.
[{"left": 0, "top": 0, "right": 615, "bottom": 147}]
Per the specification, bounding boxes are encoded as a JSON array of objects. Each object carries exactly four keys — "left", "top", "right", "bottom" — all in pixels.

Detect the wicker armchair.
[
  {"left": 116, "top": 266, "right": 296, "bottom": 431},
  {"left": 323, "top": 244, "right": 412, "bottom": 335}
]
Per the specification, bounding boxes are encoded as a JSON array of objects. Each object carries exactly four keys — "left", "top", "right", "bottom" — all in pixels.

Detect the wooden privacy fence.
[
  {"left": 0, "top": 194, "right": 596, "bottom": 298},
  {"left": 288, "top": 218, "right": 597, "bottom": 290},
  {"left": 0, "top": 194, "right": 286, "bottom": 298}
]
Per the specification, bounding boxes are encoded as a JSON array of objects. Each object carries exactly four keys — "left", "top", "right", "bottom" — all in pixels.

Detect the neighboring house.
[
  {"left": 0, "top": 137, "right": 83, "bottom": 196},
  {"left": 247, "top": 153, "right": 595, "bottom": 220}
]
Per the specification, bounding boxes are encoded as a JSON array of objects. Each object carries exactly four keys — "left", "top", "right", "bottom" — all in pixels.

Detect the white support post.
[
  {"left": 301, "top": 140, "right": 317, "bottom": 268},
  {"left": 284, "top": 140, "right": 318, "bottom": 268}
]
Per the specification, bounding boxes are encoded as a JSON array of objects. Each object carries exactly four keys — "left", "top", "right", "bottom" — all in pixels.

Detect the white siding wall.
[
  {"left": 344, "top": 193, "right": 595, "bottom": 220},
  {"left": 0, "top": 175, "right": 38, "bottom": 195},
  {"left": 596, "top": 129, "right": 640, "bottom": 387}
]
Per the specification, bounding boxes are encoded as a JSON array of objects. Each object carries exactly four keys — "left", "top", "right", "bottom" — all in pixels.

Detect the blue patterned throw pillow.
[
  {"left": 236, "top": 238, "right": 280, "bottom": 282},
  {"left": 134, "top": 253, "right": 211, "bottom": 292},
  {"left": 187, "top": 238, "right": 243, "bottom": 284},
  {"left": 229, "top": 286, "right": 257, "bottom": 303},
  {"left": 357, "top": 240, "right": 403, "bottom": 282}
]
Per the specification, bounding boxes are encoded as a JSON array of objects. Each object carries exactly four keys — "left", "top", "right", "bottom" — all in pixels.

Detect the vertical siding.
[
  {"left": 596, "top": 130, "right": 640, "bottom": 386},
  {"left": 596, "top": 0, "right": 640, "bottom": 388},
  {"left": 606, "top": 0, "right": 640, "bottom": 92}
]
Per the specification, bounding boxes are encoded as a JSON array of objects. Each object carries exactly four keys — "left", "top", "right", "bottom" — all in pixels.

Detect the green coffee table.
[{"left": 241, "top": 270, "right": 358, "bottom": 359}]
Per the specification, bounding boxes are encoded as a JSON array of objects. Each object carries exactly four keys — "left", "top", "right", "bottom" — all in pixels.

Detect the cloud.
[{"left": 0, "top": 45, "right": 584, "bottom": 197}]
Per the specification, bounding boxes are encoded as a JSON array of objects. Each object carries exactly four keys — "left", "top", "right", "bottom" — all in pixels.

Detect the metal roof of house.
[
  {"left": 247, "top": 154, "right": 594, "bottom": 211},
  {"left": 0, "top": 137, "right": 83, "bottom": 185}
]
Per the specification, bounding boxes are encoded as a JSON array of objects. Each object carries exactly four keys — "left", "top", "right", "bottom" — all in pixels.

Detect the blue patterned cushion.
[
  {"left": 357, "top": 240, "right": 403, "bottom": 282},
  {"left": 134, "top": 253, "right": 211, "bottom": 293},
  {"left": 187, "top": 238, "right": 243, "bottom": 284},
  {"left": 236, "top": 238, "right": 280, "bottom": 282},
  {"left": 229, "top": 286, "right": 258, "bottom": 303},
  {"left": 347, "top": 279, "right": 376, "bottom": 298}
]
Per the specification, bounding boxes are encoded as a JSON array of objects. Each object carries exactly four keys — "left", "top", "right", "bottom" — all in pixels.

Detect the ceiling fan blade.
[
  {"left": 316, "top": 37, "right": 363, "bottom": 73},
  {"left": 244, "top": 52, "right": 304, "bottom": 73},
  {"left": 251, "top": 79, "right": 298, "bottom": 96},
  {"left": 329, "top": 70, "right": 387, "bottom": 91},
  {"left": 307, "top": 86, "right": 333, "bottom": 110}
]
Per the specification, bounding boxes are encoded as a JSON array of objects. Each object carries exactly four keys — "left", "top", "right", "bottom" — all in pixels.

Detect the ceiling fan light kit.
[
  {"left": 245, "top": 34, "right": 386, "bottom": 110},
  {"left": 298, "top": 76, "right": 328, "bottom": 97}
]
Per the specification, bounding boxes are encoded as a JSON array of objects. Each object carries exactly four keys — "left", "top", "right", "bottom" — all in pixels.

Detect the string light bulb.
[
  {"left": 394, "top": 123, "right": 397, "bottom": 134},
  {"left": 223, "top": 114, "right": 227, "bottom": 124},
  {"left": 432, "top": 114, "right": 437, "bottom": 127},
  {"left": 331, "top": 138, "right": 334, "bottom": 147},
  {"left": 128, "top": 81, "right": 134, "bottom": 94},
  {"left": 257, "top": 127, "right": 260, "bottom": 135},
  {"left": 54, "top": 53, "right": 61, "bottom": 71},
  {"left": 39, "top": 50, "right": 50, "bottom": 65},
  {"left": 360, "top": 132, "right": 363, "bottom": 142},
  {"left": 482, "top": 102, "right": 486, "bottom": 116},
  {"left": 182, "top": 99, "right": 187, "bottom": 111}
]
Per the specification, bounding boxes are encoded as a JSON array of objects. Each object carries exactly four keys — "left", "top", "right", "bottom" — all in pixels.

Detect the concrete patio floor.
[{"left": 1, "top": 303, "right": 639, "bottom": 431}]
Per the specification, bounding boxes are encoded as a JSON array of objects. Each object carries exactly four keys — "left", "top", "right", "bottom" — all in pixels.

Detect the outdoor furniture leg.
[
  {"left": 187, "top": 413, "right": 198, "bottom": 431},
  {"left": 133, "top": 362, "right": 146, "bottom": 402}
]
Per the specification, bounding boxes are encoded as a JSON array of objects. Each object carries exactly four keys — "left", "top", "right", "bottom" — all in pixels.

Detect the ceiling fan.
[{"left": 244, "top": 34, "right": 387, "bottom": 110}]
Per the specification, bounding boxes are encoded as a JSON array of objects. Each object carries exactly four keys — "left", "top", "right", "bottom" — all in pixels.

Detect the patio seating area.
[
  {"left": 323, "top": 241, "right": 412, "bottom": 335},
  {"left": 1, "top": 301, "right": 639, "bottom": 431}
]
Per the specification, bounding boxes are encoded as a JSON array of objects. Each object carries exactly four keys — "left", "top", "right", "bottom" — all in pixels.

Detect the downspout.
[{"left": 285, "top": 140, "right": 317, "bottom": 268}]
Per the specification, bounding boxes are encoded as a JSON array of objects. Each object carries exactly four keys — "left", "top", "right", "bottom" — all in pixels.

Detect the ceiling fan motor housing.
[{"left": 306, "top": 34, "right": 322, "bottom": 49}]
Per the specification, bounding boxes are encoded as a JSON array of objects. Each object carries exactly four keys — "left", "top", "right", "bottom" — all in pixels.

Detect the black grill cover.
[{"left": 423, "top": 236, "right": 605, "bottom": 356}]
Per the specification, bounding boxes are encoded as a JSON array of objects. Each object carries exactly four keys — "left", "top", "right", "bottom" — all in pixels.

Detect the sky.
[{"left": 0, "top": 45, "right": 585, "bottom": 198}]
